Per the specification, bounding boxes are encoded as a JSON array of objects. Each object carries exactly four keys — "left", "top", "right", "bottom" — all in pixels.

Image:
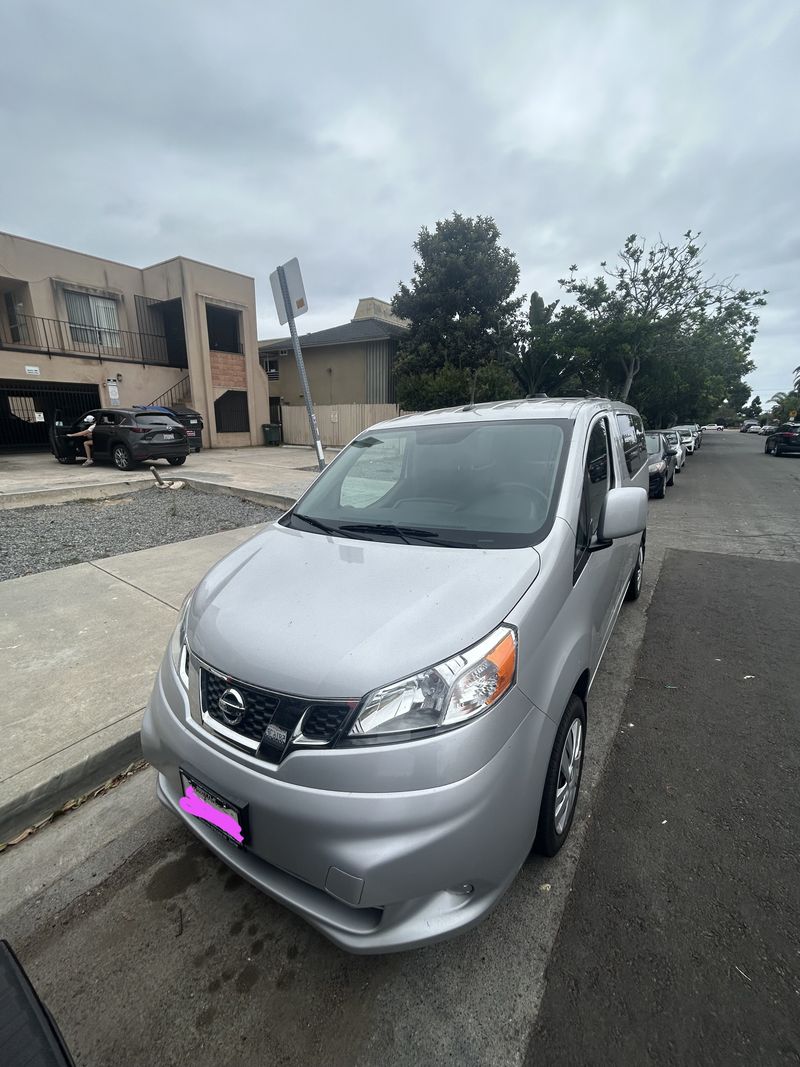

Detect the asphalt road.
[{"left": 2, "top": 431, "right": 798, "bottom": 1066}]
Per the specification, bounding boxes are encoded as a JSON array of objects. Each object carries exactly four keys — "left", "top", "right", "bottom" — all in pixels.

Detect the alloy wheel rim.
[
  {"left": 554, "top": 719, "right": 583, "bottom": 835},
  {"left": 634, "top": 546, "right": 644, "bottom": 592},
  {"left": 115, "top": 447, "right": 129, "bottom": 469}
]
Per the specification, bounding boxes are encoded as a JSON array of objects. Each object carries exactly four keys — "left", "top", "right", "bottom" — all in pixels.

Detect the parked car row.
[{"left": 645, "top": 423, "right": 703, "bottom": 498}]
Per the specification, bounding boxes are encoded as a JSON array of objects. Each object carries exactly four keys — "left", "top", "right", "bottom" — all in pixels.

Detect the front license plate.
[{"left": 179, "top": 771, "right": 245, "bottom": 846}]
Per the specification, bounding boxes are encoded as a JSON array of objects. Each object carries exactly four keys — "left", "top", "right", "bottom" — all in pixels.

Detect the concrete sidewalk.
[
  {"left": 0, "top": 444, "right": 335, "bottom": 510},
  {"left": 0, "top": 444, "right": 347, "bottom": 841},
  {"left": 0, "top": 523, "right": 269, "bottom": 843}
]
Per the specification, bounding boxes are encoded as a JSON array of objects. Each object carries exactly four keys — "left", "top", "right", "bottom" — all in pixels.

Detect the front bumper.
[{"left": 142, "top": 655, "right": 556, "bottom": 953}]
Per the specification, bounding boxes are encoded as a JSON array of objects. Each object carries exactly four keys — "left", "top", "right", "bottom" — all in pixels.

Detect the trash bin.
[{"left": 262, "top": 423, "right": 282, "bottom": 446}]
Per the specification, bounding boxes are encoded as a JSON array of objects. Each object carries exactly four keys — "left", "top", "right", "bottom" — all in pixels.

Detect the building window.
[
  {"left": 206, "top": 305, "right": 242, "bottom": 353},
  {"left": 266, "top": 357, "right": 279, "bottom": 381},
  {"left": 214, "top": 389, "right": 250, "bottom": 433},
  {"left": 65, "top": 290, "right": 121, "bottom": 348}
]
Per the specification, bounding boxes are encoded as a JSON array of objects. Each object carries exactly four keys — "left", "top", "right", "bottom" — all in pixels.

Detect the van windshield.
[{"left": 287, "top": 419, "right": 571, "bottom": 549}]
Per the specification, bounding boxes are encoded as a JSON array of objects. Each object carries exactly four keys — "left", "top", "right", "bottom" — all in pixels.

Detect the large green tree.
[
  {"left": 557, "top": 232, "right": 767, "bottom": 418},
  {"left": 392, "top": 214, "right": 523, "bottom": 408}
]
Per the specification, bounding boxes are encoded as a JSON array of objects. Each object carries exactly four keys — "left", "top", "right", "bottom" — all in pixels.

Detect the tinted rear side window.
[
  {"left": 135, "top": 415, "right": 183, "bottom": 428},
  {"left": 617, "top": 413, "right": 647, "bottom": 475}
]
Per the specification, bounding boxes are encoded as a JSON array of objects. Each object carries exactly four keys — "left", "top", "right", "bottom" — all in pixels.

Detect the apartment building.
[{"left": 0, "top": 231, "right": 269, "bottom": 450}]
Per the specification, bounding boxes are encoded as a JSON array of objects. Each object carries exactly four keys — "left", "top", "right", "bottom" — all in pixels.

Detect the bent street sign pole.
[{"left": 270, "top": 259, "right": 325, "bottom": 471}]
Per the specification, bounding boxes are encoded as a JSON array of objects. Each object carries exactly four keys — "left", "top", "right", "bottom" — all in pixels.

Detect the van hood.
[{"left": 188, "top": 522, "right": 540, "bottom": 699}]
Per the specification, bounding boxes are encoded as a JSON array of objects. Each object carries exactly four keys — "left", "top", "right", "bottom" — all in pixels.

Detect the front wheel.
[
  {"left": 167, "top": 456, "right": 186, "bottom": 466},
  {"left": 667, "top": 469, "right": 675, "bottom": 487},
  {"left": 112, "top": 444, "right": 134, "bottom": 471},
  {"left": 625, "top": 539, "right": 645, "bottom": 602},
  {"left": 55, "top": 454, "right": 77, "bottom": 465},
  {"left": 534, "top": 695, "right": 586, "bottom": 857},
  {"left": 655, "top": 475, "right": 666, "bottom": 499}
]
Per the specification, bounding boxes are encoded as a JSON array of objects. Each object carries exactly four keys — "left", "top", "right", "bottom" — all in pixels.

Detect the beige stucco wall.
[
  {"left": 272, "top": 344, "right": 367, "bottom": 406},
  {"left": 0, "top": 232, "right": 269, "bottom": 447},
  {"left": 0, "top": 350, "right": 184, "bottom": 409}
]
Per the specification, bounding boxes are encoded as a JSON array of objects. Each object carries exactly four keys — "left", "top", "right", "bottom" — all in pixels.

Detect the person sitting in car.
[{"left": 67, "top": 414, "right": 95, "bottom": 466}]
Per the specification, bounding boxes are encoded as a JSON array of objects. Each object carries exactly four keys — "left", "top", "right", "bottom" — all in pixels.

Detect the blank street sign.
[{"left": 269, "top": 258, "right": 308, "bottom": 325}]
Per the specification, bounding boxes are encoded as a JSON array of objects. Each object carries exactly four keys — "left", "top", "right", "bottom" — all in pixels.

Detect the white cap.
[{"left": 84, "top": 414, "right": 96, "bottom": 424}]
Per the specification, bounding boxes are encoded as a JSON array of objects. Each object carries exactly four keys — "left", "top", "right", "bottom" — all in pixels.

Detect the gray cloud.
[{"left": 1, "top": 0, "right": 798, "bottom": 400}]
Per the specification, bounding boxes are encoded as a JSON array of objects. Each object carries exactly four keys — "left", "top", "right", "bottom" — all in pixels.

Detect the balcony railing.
[{"left": 0, "top": 313, "right": 173, "bottom": 365}]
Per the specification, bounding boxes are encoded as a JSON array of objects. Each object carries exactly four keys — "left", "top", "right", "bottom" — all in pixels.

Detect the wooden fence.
[{"left": 279, "top": 403, "right": 402, "bottom": 448}]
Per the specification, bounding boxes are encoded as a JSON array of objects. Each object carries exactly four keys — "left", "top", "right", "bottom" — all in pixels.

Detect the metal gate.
[{"left": 0, "top": 379, "right": 101, "bottom": 451}]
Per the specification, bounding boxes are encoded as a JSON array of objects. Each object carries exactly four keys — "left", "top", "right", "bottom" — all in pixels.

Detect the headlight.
[
  {"left": 169, "top": 594, "right": 192, "bottom": 689},
  {"left": 350, "top": 626, "right": 517, "bottom": 740},
  {"left": 648, "top": 460, "right": 666, "bottom": 473}
]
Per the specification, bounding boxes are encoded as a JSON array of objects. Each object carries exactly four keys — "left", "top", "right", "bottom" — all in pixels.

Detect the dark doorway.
[
  {"left": 159, "top": 299, "right": 188, "bottom": 367},
  {"left": 269, "top": 396, "right": 283, "bottom": 442},
  {"left": 0, "top": 379, "right": 101, "bottom": 451}
]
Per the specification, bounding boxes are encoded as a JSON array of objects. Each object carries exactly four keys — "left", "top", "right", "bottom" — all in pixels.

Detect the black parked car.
[
  {"left": 645, "top": 432, "right": 678, "bottom": 498},
  {"left": 50, "top": 408, "right": 190, "bottom": 470},
  {"left": 764, "top": 423, "right": 800, "bottom": 457},
  {"left": 133, "top": 404, "right": 204, "bottom": 453}
]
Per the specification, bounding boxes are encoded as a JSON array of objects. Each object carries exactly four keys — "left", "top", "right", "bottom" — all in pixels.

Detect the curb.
[
  {"left": 0, "top": 478, "right": 151, "bottom": 510},
  {"left": 182, "top": 478, "right": 296, "bottom": 512},
  {"left": 0, "top": 724, "right": 143, "bottom": 847}
]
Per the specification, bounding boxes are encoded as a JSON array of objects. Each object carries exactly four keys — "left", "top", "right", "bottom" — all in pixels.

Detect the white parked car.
[
  {"left": 747, "top": 424, "right": 762, "bottom": 434},
  {"left": 701, "top": 424, "right": 724, "bottom": 431}
]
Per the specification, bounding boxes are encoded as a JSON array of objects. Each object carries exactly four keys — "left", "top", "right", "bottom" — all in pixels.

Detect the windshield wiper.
[
  {"left": 339, "top": 523, "right": 446, "bottom": 545},
  {"left": 291, "top": 512, "right": 357, "bottom": 539}
]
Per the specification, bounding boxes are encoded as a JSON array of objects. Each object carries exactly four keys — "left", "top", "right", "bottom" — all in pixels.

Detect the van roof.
[{"left": 374, "top": 396, "right": 639, "bottom": 430}]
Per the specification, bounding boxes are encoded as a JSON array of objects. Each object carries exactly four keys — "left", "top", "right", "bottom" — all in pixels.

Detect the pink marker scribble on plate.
[{"left": 179, "top": 784, "right": 244, "bottom": 843}]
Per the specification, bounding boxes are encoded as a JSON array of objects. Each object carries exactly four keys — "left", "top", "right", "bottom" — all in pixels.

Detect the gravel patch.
[{"left": 1, "top": 486, "right": 283, "bottom": 581}]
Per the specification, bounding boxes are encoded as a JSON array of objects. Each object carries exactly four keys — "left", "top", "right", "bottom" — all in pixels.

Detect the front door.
[{"left": 91, "top": 411, "right": 115, "bottom": 461}]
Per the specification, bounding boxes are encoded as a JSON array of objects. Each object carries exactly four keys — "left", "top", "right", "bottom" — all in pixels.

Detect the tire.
[
  {"left": 655, "top": 475, "right": 666, "bottom": 499},
  {"left": 534, "top": 694, "right": 587, "bottom": 857},
  {"left": 667, "top": 468, "right": 675, "bottom": 487},
  {"left": 55, "top": 454, "right": 77, "bottom": 465},
  {"left": 112, "top": 443, "right": 134, "bottom": 471},
  {"left": 167, "top": 456, "right": 186, "bottom": 466},
  {"left": 764, "top": 442, "right": 770, "bottom": 454},
  {"left": 774, "top": 444, "right": 782, "bottom": 457},
  {"left": 625, "top": 538, "right": 645, "bottom": 602}
]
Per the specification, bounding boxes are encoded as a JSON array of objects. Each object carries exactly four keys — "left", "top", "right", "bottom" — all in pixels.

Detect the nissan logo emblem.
[{"left": 218, "top": 687, "right": 246, "bottom": 727}]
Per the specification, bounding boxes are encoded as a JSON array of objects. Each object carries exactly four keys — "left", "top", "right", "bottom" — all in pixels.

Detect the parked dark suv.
[{"left": 50, "top": 408, "right": 190, "bottom": 470}]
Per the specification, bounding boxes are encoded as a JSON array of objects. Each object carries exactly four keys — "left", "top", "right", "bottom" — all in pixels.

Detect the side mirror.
[
  {"left": 596, "top": 487, "right": 648, "bottom": 545},
  {"left": 666, "top": 449, "right": 678, "bottom": 457}
]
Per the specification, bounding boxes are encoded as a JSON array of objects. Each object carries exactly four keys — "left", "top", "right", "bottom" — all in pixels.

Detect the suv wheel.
[
  {"left": 534, "top": 694, "right": 586, "bottom": 857},
  {"left": 625, "top": 540, "right": 645, "bottom": 602},
  {"left": 112, "top": 444, "right": 133, "bottom": 471},
  {"left": 167, "top": 456, "right": 186, "bottom": 466}
]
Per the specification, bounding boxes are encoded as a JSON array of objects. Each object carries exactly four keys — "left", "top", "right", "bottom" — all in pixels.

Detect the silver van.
[{"left": 142, "top": 398, "right": 649, "bottom": 952}]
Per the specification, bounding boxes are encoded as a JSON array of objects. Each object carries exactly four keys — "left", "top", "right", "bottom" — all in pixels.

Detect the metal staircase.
[{"left": 149, "top": 375, "right": 190, "bottom": 409}]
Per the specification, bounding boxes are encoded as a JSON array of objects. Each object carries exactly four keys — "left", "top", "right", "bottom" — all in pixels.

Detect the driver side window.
[{"left": 574, "top": 419, "right": 610, "bottom": 580}]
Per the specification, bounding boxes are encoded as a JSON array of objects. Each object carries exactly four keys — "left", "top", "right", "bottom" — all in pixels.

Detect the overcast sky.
[{"left": 2, "top": 0, "right": 798, "bottom": 402}]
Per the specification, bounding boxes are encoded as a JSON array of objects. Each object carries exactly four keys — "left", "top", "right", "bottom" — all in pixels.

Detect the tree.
[
  {"left": 558, "top": 231, "right": 767, "bottom": 404},
  {"left": 392, "top": 214, "right": 523, "bottom": 408},
  {"left": 768, "top": 391, "right": 800, "bottom": 423},
  {"left": 740, "top": 395, "right": 762, "bottom": 420}
]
